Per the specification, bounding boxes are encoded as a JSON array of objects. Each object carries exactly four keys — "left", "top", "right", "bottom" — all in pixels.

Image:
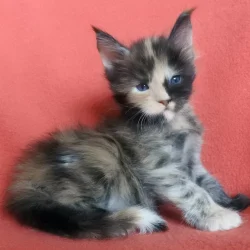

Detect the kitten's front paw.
[
  {"left": 230, "top": 194, "right": 250, "bottom": 211},
  {"left": 199, "top": 207, "right": 242, "bottom": 232}
]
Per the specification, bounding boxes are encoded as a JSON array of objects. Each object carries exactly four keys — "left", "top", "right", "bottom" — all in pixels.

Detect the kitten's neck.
[
  {"left": 121, "top": 106, "right": 166, "bottom": 128},
  {"left": 120, "top": 103, "right": 202, "bottom": 134}
]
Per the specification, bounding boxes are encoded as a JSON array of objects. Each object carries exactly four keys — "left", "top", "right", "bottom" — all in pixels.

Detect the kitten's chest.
[
  {"left": 141, "top": 120, "right": 202, "bottom": 170},
  {"left": 140, "top": 131, "right": 201, "bottom": 191},
  {"left": 160, "top": 132, "right": 198, "bottom": 162}
]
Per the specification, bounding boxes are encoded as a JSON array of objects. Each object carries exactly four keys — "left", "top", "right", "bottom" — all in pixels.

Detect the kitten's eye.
[
  {"left": 136, "top": 83, "right": 149, "bottom": 92},
  {"left": 169, "top": 75, "right": 182, "bottom": 86}
]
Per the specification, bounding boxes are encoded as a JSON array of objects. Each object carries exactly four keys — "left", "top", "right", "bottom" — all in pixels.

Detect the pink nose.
[{"left": 159, "top": 100, "right": 168, "bottom": 106}]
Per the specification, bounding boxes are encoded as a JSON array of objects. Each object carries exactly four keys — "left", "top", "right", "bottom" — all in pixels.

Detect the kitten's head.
[{"left": 93, "top": 10, "right": 196, "bottom": 122}]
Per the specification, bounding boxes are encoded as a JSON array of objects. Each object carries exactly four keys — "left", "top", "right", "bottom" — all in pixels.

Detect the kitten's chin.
[{"left": 163, "top": 110, "right": 175, "bottom": 121}]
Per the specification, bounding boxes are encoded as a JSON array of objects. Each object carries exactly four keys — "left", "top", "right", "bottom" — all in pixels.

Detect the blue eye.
[
  {"left": 170, "top": 75, "right": 182, "bottom": 86},
  {"left": 136, "top": 83, "right": 149, "bottom": 92}
]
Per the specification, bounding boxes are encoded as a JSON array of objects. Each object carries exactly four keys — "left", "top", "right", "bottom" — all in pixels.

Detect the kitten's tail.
[{"left": 6, "top": 194, "right": 166, "bottom": 238}]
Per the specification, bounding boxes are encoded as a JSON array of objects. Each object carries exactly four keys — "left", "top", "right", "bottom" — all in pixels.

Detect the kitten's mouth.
[{"left": 162, "top": 101, "right": 176, "bottom": 121}]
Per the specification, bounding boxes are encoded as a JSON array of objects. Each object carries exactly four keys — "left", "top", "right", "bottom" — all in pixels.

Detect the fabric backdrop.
[{"left": 0, "top": 0, "right": 250, "bottom": 249}]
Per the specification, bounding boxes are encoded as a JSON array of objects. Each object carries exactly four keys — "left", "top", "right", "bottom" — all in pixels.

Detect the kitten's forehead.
[
  {"left": 128, "top": 37, "right": 177, "bottom": 82},
  {"left": 130, "top": 37, "right": 168, "bottom": 62}
]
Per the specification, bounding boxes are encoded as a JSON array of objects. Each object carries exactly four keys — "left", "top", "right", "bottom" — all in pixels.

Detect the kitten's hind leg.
[
  {"left": 156, "top": 174, "right": 242, "bottom": 231},
  {"left": 193, "top": 164, "right": 250, "bottom": 211}
]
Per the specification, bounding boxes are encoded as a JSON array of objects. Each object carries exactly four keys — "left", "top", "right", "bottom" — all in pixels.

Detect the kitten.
[{"left": 6, "top": 10, "right": 250, "bottom": 239}]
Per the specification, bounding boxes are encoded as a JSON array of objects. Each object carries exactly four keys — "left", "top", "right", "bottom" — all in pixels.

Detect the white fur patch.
[
  {"left": 168, "top": 101, "right": 176, "bottom": 110},
  {"left": 134, "top": 207, "right": 166, "bottom": 234},
  {"left": 200, "top": 204, "right": 242, "bottom": 232},
  {"left": 164, "top": 110, "right": 175, "bottom": 121}
]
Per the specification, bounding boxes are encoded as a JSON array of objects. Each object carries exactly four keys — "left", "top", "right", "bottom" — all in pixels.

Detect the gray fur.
[{"left": 6, "top": 10, "right": 249, "bottom": 239}]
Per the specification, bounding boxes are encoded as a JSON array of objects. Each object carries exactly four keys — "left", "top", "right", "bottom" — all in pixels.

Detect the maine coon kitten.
[{"left": 6, "top": 10, "right": 250, "bottom": 239}]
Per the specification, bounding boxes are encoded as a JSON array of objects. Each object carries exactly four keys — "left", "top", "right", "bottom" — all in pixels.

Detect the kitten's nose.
[{"left": 159, "top": 100, "right": 170, "bottom": 106}]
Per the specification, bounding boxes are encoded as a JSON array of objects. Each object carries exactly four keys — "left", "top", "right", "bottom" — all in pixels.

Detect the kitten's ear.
[
  {"left": 168, "top": 9, "right": 195, "bottom": 59},
  {"left": 92, "top": 27, "right": 129, "bottom": 72}
]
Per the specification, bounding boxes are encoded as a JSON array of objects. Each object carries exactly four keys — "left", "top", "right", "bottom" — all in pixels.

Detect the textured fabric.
[{"left": 0, "top": 0, "right": 250, "bottom": 249}]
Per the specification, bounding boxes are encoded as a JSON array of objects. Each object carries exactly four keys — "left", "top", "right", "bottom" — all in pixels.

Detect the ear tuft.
[
  {"left": 91, "top": 26, "right": 101, "bottom": 34},
  {"left": 181, "top": 8, "right": 196, "bottom": 17}
]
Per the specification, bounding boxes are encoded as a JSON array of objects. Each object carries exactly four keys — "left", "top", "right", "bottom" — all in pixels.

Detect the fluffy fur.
[{"left": 6, "top": 10, "right": 250, "bottom": 239}]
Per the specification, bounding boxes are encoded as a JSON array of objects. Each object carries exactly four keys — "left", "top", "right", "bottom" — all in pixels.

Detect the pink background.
[{"left": 0, "top": 0, "right": 250, "bottom": 249}]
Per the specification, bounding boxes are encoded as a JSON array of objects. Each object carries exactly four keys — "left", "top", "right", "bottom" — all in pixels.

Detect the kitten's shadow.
[{"left": 159, "top": 204, "right": 183, "bottom": 223}]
